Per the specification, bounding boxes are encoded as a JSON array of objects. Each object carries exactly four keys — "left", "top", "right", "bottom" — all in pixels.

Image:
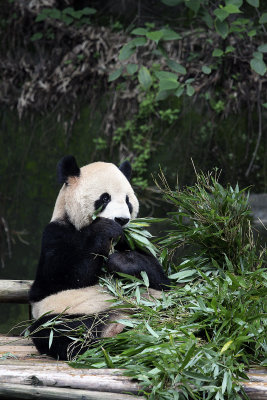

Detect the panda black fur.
[{"left": 29, "top": 156, "right": 170, "bottom": 360}]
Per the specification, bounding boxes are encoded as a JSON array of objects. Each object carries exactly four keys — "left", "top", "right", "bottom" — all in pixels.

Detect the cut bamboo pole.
[
  {"left": 0, "top": 280, "right": 32, "bottom": 303},
  {"left": 242, "top": 381, "right": 267, "bottom": 400},
  {"left": 0, "top": 383, "right": 144, "bottom": 400},
  {"left": 0, "top": 362, "right": 141, "bottom": 395}
]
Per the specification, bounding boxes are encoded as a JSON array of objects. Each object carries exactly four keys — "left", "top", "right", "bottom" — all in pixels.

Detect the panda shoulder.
[{"left": 42, "top": 221, "right": 71, "bottom": 243}]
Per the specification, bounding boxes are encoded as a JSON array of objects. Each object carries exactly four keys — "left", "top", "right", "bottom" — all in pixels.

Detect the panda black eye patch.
[
  {"left": 94, "top": 192, "right": 111, "bottom": 212},
  {"left": 126, "top": 195, "right": 133, "bottom": 214}
]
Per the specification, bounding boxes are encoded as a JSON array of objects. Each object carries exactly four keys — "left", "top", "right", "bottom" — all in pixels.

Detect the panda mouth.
[{"left": 114, "top": 217, "right": 130, "bottom": 227}]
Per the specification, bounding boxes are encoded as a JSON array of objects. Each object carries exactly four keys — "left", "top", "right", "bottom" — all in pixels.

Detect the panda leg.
[{"left": 29, "top": 313, "right": 110, "bottom": 361}]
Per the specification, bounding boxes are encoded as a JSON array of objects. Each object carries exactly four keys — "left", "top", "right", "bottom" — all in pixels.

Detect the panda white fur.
[{"left": 29, "top": 156, "right": 170, "bottom": 360}]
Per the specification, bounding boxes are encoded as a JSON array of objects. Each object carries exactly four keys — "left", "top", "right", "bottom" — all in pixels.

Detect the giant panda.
[{"left": 29, "top": 156, "right": 170, "bottom": 360}]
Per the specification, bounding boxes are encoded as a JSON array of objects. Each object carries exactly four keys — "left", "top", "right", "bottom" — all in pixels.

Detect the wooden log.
[
  {"left": 0, "top": 361, "right": 141, "bottom": 395},
  {"left": 0, "top": 344, "right": 38, "bottom": 357},
  {"left": 242, "top": 382, "right": 267, "bottom": 400},
  {"left": 247, "top": 369, "right": 267, "bottom": 383},
  {"left": 0, "top": 336, "right": 33, "bottom": 346},
  {"left": 0, "top": 383, "right": 145, "bottom": 400},
  {"left": 0, "top": 280, "right": 32, "bottom": 303}
]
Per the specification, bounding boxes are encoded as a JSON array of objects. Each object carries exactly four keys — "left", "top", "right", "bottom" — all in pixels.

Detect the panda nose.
[{"left": 115, "top": 217, "right": 129, "bottom": 226}]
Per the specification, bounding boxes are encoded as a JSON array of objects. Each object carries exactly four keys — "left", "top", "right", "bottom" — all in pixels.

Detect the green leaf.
[
  {"left": 186, "top": 84, "right": 195, "bottom": 96},
  {"left": 259, "top": 13, "right": 267, "bottom": 24},
  {"left": 108, "top": 67, "right": 123, "bottom": 82},
  {"left": 215, "top": 19, "right": 229, "bottom": 39},
  {"left": 48, "top": 8, "right": 61, "bottom": 19},
  {"left": 175, "top": 86, "right": 184, "bottom": 97},
  {"left": 185, "top": 0, "right": 200, "bottom": 13},
  {"left": 225, "top": 46, "right": 235, "bottom": 53},
  {"left": 246, "top": 0, "right": 259, "bottom": 6},
  {"left": 156, "top": 89, "right": 173, "bottom": 101},
  {"left": 35, "top": 13, "right": 47, "bottom": 22},
  {"left": 141, "top": 271, "right": 149, "bottom": 287},
  {"left": 31, "top": 32, "right": 43, "bottom": 41},
  {"left": 131, "top": 37, "right": 147, "bottom": 47},
  {"left": 145, "top": 322, "right": 159, "bottom": 338},
  {"left": 146, "top": 30, "right": 164, "bottom": 44},
  {"left": 101, "top": 347, "right": 114, "bottom": 368},
  {"left": 223, "top": 4, "right": 242, "bottom": 13},
  {"left": 214, "top": 9, "right": 229, "bottom": 22},
  {"left": 258, "top": 44, "right": 267, "bottom": 53},
  {"left": 202, "top": 65, "right": 211, "bottom": 74},
  {"left": 222, "top": 371, "right": 228, "bottom": 394},
  {"left": 138, "top": 66, "right": 152, "bottom": 89},
  {"left": 183, "top": 371, "right": 214, "bottom": 381},
  {"left": 179, "top": 343, "right": 196, "bottom": 371},
  {"left": 248, "top": 30, "right": 257, "bottom": 37},
  {"left": 155, "top": 71, "right": 178, "bottom": 80},
  {"left": 262, "top": 103, "right": 267, "bottom": 108},
  {"left": 61, "top": 15, "right": 73, "bottom": 25},
  {"left": 63, "top": 7, "right": 74, "bottom": 15},
  {"left": 92, "top": 205, "right": 103, "bottom": 220},
  {"left": 119, "top": 43, "right": 135, "bottom": 61},
  {"left": 212, "top": 49, "right": 224, "bottom": 57},
  {"left": 161, "top": 29, "right": 182, "bottom": 40},
  {"left": 131, "top": 27, "right": 148, "bottom": 35},
  {"left": 81, "top": 7, "right": 96, "bottom": 15},
  {"left": 220, "top": 339, "right": 233, "bottom": 354},
  {"left": 159, "top": 79, "right": 179, "bottom": 91},
  {"left": 167, "top": 60, "right": 186, "bottom": 74},
  {"left": 250, "top": 58, "right": 267, "bottom": 76},
  {"left": 202, "top": 11, "right": 213, "bottom": 28},
  {"left": 135, "top": 286, "right": 140, "bottom": 303},
  {"left": 169, "top": 269, "right": 196, "bottom": 281},
  {"left": 126, "top": 64, "right": 138, "bottom": 75},
  {"left": 253, "top": 51, "right": 263, "bottom": 60}
]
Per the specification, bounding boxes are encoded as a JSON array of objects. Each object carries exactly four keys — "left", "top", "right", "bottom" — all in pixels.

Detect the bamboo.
[
  {"left": 0, "top": 362, "right": 141, "bottom": 394},
  {"left": 0, "top": 383, "right": 145, "bottom": 400},
  {"left": 0, "top": 280, "right": 32, "bottom": 303},
  {"left": 0, "top": 336, "right": 33, "bottom": 346},
  {"left": 242, "top": 382, "right": 267, "bottom": 400},
  {"left": 0, "top": 359, "right": 266, "bottom": 399}
]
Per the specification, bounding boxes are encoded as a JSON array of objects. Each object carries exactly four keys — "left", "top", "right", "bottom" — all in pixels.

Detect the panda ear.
[
  {"left": 57, "top": 155, "right": 80, "bottom": 184},
  {"left": 119, "top": 160, "right": 132, "bottom": 181}
]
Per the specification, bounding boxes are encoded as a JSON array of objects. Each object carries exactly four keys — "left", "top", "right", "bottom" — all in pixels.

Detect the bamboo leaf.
[
  {"left": 141, "top": 271, "right": 150, "bottom": 287},
  {"left": 48, "top": 330, "right": 54, "bottom": 349},
  {"left": 220, "top": 339, "right": 233, "bottom": 354},
  {"left": 145, "top": 321, "right": 159, "bottom": 338}
]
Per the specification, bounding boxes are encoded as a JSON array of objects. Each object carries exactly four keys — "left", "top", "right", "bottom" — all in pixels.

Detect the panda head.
[{"left": 51, "top": 156, "right": 139, "bottom": 230}]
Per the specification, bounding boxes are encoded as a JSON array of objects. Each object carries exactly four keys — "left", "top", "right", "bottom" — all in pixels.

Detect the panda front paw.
[
  {"left": 107, "top": 251, "right": 140, "bottom": 274},
  {"left": 107, "top": 250, "right": 171, "bottom": 291},
  {"left": 91, "top": 217, "right": 123, "bottom": 241}
]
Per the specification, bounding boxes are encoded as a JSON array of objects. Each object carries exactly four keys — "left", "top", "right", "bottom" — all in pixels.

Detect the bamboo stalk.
[
  {"left": 0, "top": 280, "right": 32, "bottom": 303},
  {"left": 242, "top": 381, "right": 267, "bottom": 400},
  {"left": 0, "top": 383, "right": 145, "bottom": 400},
  {"left": 0, "top": 336, "right": 33, "bottom": 346},
  {"left": 0, "top": 363, "right": 141, "bottom": 394}
]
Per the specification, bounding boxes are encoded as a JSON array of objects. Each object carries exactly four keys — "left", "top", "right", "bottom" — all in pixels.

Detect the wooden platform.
[
  {"left": 0, "top": 280, "right": 266, "bottom": 399},
  {"left": 0, "top": 336, "right": 144, "bottom": 399}
]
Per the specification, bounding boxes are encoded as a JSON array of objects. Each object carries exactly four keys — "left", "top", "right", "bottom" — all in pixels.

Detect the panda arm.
[
  {"left": 30, "top": 219, "right": 122, "bottom": 301},
  {"left": 107, "top": 250, "right": 171, "bottom": 291}
]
